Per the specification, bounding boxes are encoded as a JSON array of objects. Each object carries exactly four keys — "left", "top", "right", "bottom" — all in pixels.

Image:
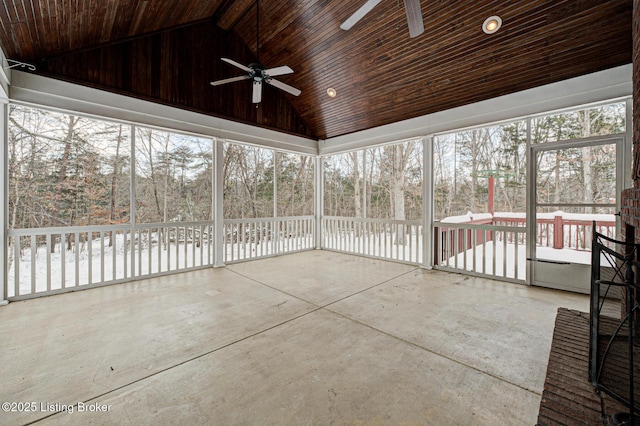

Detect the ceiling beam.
[{"left": 218, "top": 0, "right": 256, "bottom": 30}]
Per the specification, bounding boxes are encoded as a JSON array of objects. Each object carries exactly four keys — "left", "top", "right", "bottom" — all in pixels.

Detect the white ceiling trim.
[
  {"left": 0, "top": 47, "right": 11, "bottom": 104},
  {"left": 320, "top": 64, "right": 633, "bottom": 155}
]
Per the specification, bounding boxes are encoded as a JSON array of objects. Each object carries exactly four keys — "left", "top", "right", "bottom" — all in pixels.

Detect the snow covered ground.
[
  {"left": 8, "top": 213, "right": 609, "bottom": 297},
  {"left": 8, "top": 230, "right": 315, "bottom": 298},
  {"left": 441, "top": 240, "right": 601, "bottom": 282},
  {"left": 441, "top": 240, "right": 527, "bottom": 281},
  {"left": 322, "top": 232, "right": 423, "bottom": 264},
  {"left": 7, "top": 233, "right": 215, "bottom": 298}
]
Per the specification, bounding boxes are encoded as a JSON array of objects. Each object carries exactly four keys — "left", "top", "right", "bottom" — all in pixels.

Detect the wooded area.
[
  {"left": 323, "top": 141, "right": 424, "bottom": 221},
  {"left": 8, "top": 101, "right": 625, "bottom": 234},
  {"left": 223, "top": 143, "right": 314, "bottom": 219},
  {"left": 433, "top": 102, "right": 625, "bottom": 220},
  {"left": 9, "top": 106, "right": 132, "bottom": 230},
  {"left": 8, "top": 105, "right": 316, "bottom": 235}
]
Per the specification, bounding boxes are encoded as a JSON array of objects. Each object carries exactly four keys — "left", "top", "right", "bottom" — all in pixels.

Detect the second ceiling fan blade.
[
  {"left": 210, "top": 75, "right": 251, "bottom": 86},
  {"left": 252, "top": 81, "right": 263, "bottom": 103},
  {"left": 267, "top": 79, "right": 301, "bottom": 97},
  {"left": 340, "top": 0, "right": 382, "bottom": 30},
  {"left": 221, "top": 57, "right": 251, "bottom": 72},
  {"left": 264, "top": 65, "right": 294, "bottom": 77},
  {"left": 404, "top": 0, "right": 424, "bottom": 38}
]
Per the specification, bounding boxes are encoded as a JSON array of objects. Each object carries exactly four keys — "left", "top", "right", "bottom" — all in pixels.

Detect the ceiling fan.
[
  {"left": 210, "top": 0, "right": 301, "bottom": 103},
  {"left": 341, "top": 0, "right": 424, "bottom": 38}
]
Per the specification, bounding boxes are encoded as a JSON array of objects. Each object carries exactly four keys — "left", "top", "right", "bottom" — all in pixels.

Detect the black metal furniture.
[{"left": 590, "top": 229, "right": 640, "bottom": 425}]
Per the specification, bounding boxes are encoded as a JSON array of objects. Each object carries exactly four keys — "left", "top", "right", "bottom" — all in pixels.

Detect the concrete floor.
[{"left": 0, "top": 250, "right": 591, "bottom": 425}]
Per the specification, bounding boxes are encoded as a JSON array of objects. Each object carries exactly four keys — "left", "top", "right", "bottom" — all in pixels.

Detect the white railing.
[
  {"left": 132, "top": 222, "right": 214, "bottom": 275},
  {"left": 322, "top": 216, "right": 423, "bottom": 265},
  {"left": 223, "top": 216, "right": 315, "bottom": 263},
  {"left": 433, "top": 222, "right": 526, "bottom": 283},
  {"left": 6, "top": 216, "right": 315, "bottom": 299},
  {"left": 7, "top": 221, "right": 214, "bottom": 300},
  {"left": 7, "top": 212, "right": 613, "bottom": 300}
]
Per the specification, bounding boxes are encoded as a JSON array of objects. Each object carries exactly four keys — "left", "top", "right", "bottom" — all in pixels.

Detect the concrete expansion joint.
[
  {"left": 228, "top": 266, "right": 539, "bottom": 398},
  {"left": 326, "top": 305, "right": 541, "bottom": 398}
]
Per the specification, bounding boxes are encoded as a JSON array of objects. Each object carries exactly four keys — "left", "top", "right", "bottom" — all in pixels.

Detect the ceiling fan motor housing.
[{"left": 248, "top": 64, "right": 267, "bottom": 81}]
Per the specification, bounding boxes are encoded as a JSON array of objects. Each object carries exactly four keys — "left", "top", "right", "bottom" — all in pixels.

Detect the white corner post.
[
  {"left": 213, "top": 138, "right": 225, "bottom": 267},
  {"left": 0, "top": 100, "right": 8, "bottom": 306},
  {"left": 315, "top": 155, "right": 323, "bottom": 249},
  {"left": 273, "top": 149, "right": 279, "bottom": 221},
  {"left": 525, "top": 117, "right": 534, "bottom": 285},
  {"left": 422, "top": 135, "right": 433, "bottom": 269},
  {"left": 130, "top": 125, "right": 137, "bottom": 279}
]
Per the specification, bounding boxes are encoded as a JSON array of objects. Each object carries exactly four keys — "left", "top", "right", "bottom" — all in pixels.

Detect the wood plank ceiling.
[{"left": 0, "top": 0, "right": 633, "bottom": 140}]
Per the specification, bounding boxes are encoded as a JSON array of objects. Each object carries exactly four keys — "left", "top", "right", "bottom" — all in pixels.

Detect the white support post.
[
  {"left": 213, "top": 138, "right": 225, "bottom": 267},
  {"left": 315, "top": 155, "right": 323, "bottom": 249},
  {"left": 362, "top": 150, "right": 367, "bottom": 220},
  {"left": 422, "top": 136, "right": 433, "bottom": 269},
  {"left": 525, "top": 117, "right": 534, "bottom": 285},
  {"left": 130, "top": 125, "right": 136, "bottom": 278},
  {"left": 0, "top": 100, "right": 8, "bottom": 305},
  {"left": 273, "top": 149, "right": 278, "bottom": 218}
]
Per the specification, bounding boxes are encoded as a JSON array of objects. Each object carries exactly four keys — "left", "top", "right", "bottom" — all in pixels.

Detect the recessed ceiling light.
[
  {"left": 482, "top": 16, "right": 502, "bottom": 34},
  {"left": 327, "top": 88, "right": 337, "bottom": 97}
]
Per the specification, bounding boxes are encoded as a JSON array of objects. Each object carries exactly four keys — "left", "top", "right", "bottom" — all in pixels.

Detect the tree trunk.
[
  {"left": 470, "top": 130, "right": 479, "bottom": 211},
  {"left": 580, "top": 110, "right": 593, "bottom": 212},
  {"left": 109, "top": 125, "right": 123, "bottom": 247},
  {"left": 350, "top": 152, "right": 362, "bottom": 219},
  {"left": 390, "top": 144, "right": 407, "bottom": 245},
  {"left": 289, "top": 155, "right": 307, "bottom": 216},
  {"left": 53, "top": 116, "right": 78, "bottom": 252},
  {"left": 554, "top": 125, "right": 562, "bottom": 205}
]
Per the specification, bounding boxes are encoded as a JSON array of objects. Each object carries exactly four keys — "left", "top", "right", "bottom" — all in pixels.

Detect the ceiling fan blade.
[
  {"left": 267, "top": 78, "right": 301, "bottom": 97},
  {"left": 252, "top": 80, "right": 263, "bottom": 103},
  {"left": 340, "top": 0, "right": 382, "bottom": 31},
  {"left": 404, "top": 0, "right": 424, "bottom": 38},
  {"left": 210, "top": 75, "right": 251, "bottom": 86},
  {"left": 221, "top": 57, "right": 251, "bottom": 72},
  {"left": 264, "top": 65, "right": 294, "bottom": 77}
]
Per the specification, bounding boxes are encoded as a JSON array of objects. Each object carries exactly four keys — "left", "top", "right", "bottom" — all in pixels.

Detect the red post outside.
[
  {"left": 433, "top": 226, "right": 440, "bottom": 265},
  {"left": 488, "top": 177, "right": 495, "bottom": 216},
  {"left": 553, "top": 214, "right": 564, "bottom": 249}
]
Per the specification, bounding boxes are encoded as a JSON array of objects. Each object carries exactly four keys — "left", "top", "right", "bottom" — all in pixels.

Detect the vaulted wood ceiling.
[{"left": 0, "top": 0, "right": 633, "bottom": 140}]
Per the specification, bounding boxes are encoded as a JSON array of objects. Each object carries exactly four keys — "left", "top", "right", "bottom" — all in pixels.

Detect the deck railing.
[
  {"left": 433, "top": 222, "right": 526, "bottom": 283},
  {"left": 6, "top": 211, "right": 617, "bottom": 299},
  {"left": 493, "top": 213, "right": 616, "bottom": 250},
  {"left": 222, "top": 216, "right": 315, "bottom": 263},
  {"left": 434, "top": 213, "right": 616, "bottom": 283},
  {"left": 322, "top": 216, "right": 423, "bottom": 265},
  {"left": 8, "top": 216, "right": 316, "bottom": 299},
  {"left": 8, "top": 221, "right": 215, "bottom": 300}
]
